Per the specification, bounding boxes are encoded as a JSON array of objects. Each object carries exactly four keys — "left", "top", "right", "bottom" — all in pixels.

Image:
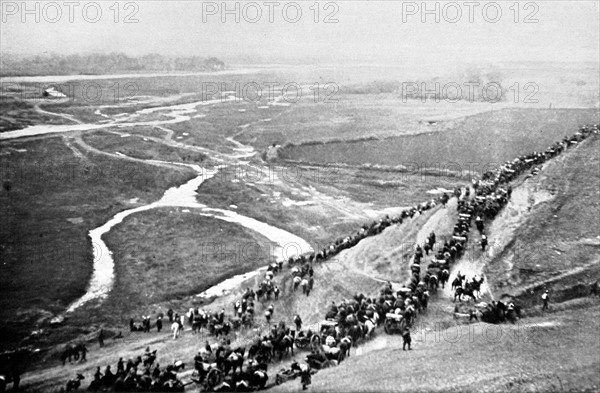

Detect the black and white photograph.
[{"left": 1, "top": 1, "right": 599, "bottom": 392}]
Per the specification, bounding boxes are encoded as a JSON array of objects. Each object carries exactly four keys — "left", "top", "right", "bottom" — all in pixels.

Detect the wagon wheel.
[
  {"left": 294, "top": 338, "right": 308, "bottom": 349},
  {"left": 399, "top": 318, "right": 407, "bottom": 333},
  {"left": 276, "top": 375, "right": 282, "bottom": 385},
  {"left": 310, "top": 334, "right": 321, "bottom": 350},
  {"left": 205, "top": 368, "right": 223, "bottom": 390},
  {"left": 384, "top": 320, "right": 394, "bottom": 335}
]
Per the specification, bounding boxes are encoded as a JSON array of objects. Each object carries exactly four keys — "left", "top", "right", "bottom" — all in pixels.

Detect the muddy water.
[
  {"left": 3, "top": 85, "right": 312, "bottom": 312},
  {"left": 0, "top": 96, "right": 237, "bottom": 140},
  {"left": 66, "top": 163, "right": 218, "bottom": 312}
]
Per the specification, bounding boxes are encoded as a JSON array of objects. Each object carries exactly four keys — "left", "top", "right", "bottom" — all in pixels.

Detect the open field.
[
  {"left": 82, "top": 130, "right": 208, "bottom": 164},
  {"left": 1, "top": 62, "right": 599, "bottom": 391},
  {"left": 235, "top": 94, "right": 503, "bottom": 149},
  {"left": 0, "top": 137, "right": 195, "bottom": 349},
  {"left": 279, "top": 108, "right": 600, "bottom": 170},
  {"left": 99, "top": 211, "right": 274, "bottom": 320},
  {"left": 0, "top": 98, "right": 72, "bottom": 132}
]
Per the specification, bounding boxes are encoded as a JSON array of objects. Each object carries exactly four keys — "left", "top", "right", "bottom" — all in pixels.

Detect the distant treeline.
[{"left": 0, "top": 53, "right": 226, "bottom": 76}]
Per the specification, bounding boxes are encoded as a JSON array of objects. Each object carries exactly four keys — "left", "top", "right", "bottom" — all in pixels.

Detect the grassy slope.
[
  {"left": 0, "top": 137, "right": 195, "bottom": 350},
  {"left": 16, "top": 132, "right": 599, "bottom": 392},
  {"left": 484, "top": 134, "right": 600, "bottom": 307},
  {"left": 280, "top": 108, "right": 600, "bottom": 169},
  {"left": 268, "top": 136, "right": 600, "bottom": 393},
  {"left": 269, "top": 302, "right": 600, "bottom": 393}
]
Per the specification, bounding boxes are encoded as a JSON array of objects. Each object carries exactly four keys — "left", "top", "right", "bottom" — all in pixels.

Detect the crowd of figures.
[
  {"left": 65, "top": 347, "right": 186, "bottom": 392},
  {"left": 450, "top": 124, "right": 599, "bottom": 322},
  {"left": 56, "top": 124, "right": 598, "bottom": 392}
]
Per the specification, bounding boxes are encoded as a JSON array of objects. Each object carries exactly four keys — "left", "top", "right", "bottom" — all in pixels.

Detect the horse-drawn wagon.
[
  {"left": 275, "top": 367, "right": 301, "bottom": 385},
  {"left": 319, "top": 319, "right": 337, "bottom": 333},
  {"left": 428, "top": 258, "right": 448, "bottom": 269},
  {"left": 452, "top": 235, "right": 467, "bottom": 242},
  {"left": 293, "top": 330, "right": 315, "bottom": 350},
  {"left": 396, "top": 287, "right": 413, "bottom": 299},
  {"left": 384, "top": 313, "right": 407, "bottom": 335}
]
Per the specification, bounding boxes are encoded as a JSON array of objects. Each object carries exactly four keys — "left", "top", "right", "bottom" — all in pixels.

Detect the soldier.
[
  {"left": 156, "top": 315, "right": 163, "bottom": 332},
  {"left": 79, "top": 345, "right": 88, "bottom": 362},
  {"left": 98, "top": 329, "right": 105, "bottom": 347},
  {"left": 402, "top": 327, "right": 412, "bottom": 351},
  {"left": 194, "top": 351, "right": 204, "bottom": 373},
  {"left": 541, "top": 290, "right": 550, "bottom": 311},
  {"left": 294, "top": 314, "right": 303, "bottom": 331},
  {"left": 300, "top": 363, "right": 312, "bottom": 390}
]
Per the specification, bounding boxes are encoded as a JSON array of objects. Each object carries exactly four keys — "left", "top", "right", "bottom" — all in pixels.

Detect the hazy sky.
[{"left": 1, "top": 1, "right": 598, "bottom": 64}]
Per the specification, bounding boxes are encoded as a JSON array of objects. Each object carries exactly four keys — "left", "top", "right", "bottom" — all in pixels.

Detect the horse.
[
  {"left": 222, "top": 348, "right": 245, "bottom": 375},
  {"left": 274, "top": 335, "right": 294, "bottom": 361},
  {"left": 192, "top": 313, "right": 208, "bottom": 333},
  {"left": 293, "top": 276, "right": 302, "bottom": 291},
  {"left": 256, "top": 341, "right": 273, "bottom": 363},
  {"left": 338, "top": 336, "right": 352, "bottom": 361},
  {"left": 347, "top": 325, "right": 363, "bottom": 346},
  {"left": 300, "top": 279, "right": 309, "bottom": 295},
  {"left": 470, "top": 277, "right": 485, "bottom": 298},
  {"left": 362, "top": 319, "right": 376, "bottom": 341},
  {"left": 171, "top": 322, "right": 181, "bottom": 340},
  {"left": 454, "top": 287, "right": 476, "bottom": 302},
  {"left": 429, "top": 275, "right": 439, "bottom": 292},
  {"left": 143, "top": 350, "right": 157, "bottom": 368},
  {"left": 251, "top": 370, "right": 268, "bottom": 389},
  {"left": 451, "top": 275, "right": 464, "bottom": 291},
  {"left": 438, "top": 269, "right": 450, "bottom": 288},
  {"left": 421, "top": 292, "right": 430, "bottom": 310}
]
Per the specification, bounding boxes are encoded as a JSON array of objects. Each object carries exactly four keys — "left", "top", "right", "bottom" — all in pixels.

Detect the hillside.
[
  {"left": 484, "top": 134, "right": 600, "bottom": 306},
  {"left": 268, "top": 134, "right": 600, "bottom": 392},
  {"left": 12, "top": 131, "right": 600, "bottom": 393},
  {"left": 270, "top": 302, "right": 600, "bottom": 393}
]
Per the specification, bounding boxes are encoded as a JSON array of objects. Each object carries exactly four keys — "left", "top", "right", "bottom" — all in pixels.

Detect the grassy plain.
[
  {"left": 279, "top": 108, "right": 600, "bottom": 171},
  {"left": 0, "top": 137, "right": 195, "bottom": 349}
]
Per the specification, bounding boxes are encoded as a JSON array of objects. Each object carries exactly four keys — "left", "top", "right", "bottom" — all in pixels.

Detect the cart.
[
  {"left": 275, "top": 368, "right": 301, "bottom": 385},
  {"left": 383, "top": 313, "right": 407, "bottom": 335}
]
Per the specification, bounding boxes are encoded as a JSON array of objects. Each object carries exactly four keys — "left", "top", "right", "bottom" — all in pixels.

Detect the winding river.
[
  {"left": 66, "top": 161, "right": 312, "bottom": 312},
  {"left": 1, "top": 87, "right": 313, "bottom": 313}
]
